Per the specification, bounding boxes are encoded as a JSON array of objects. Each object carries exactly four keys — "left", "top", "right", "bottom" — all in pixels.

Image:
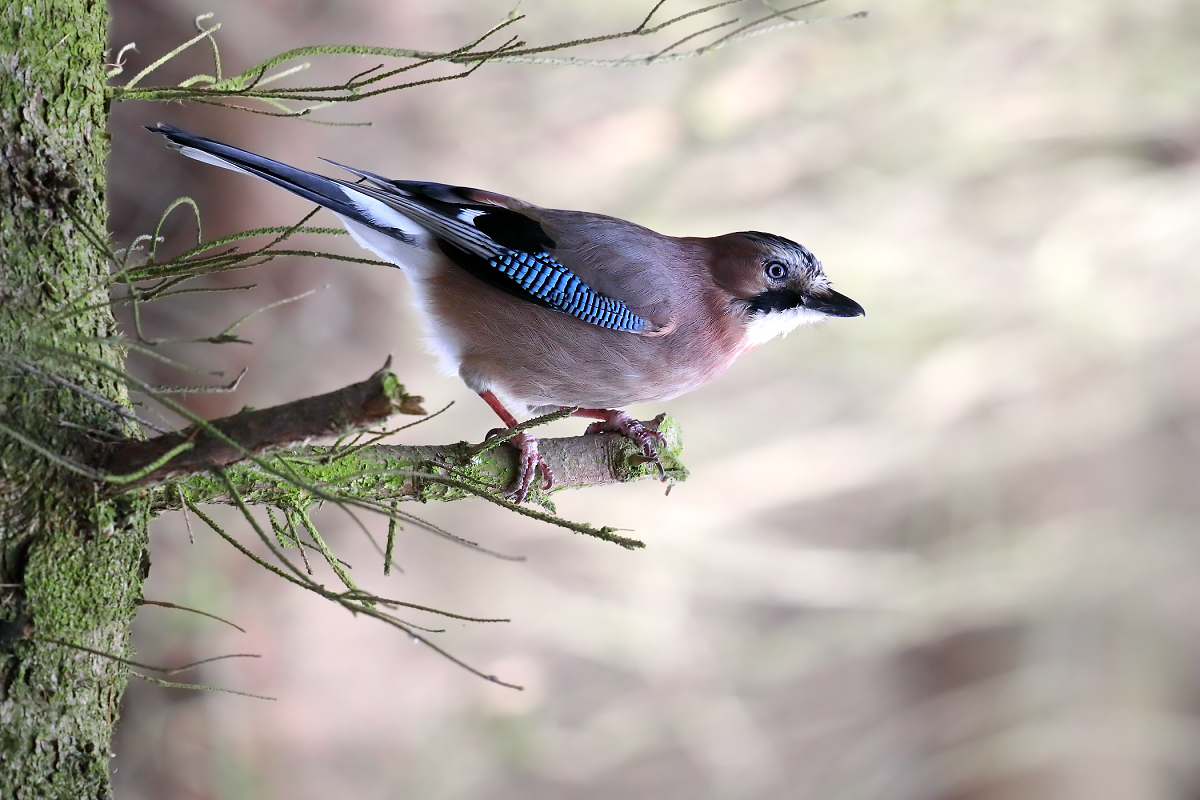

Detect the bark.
[{"left": 0, "top": 1, "right": 148, "bottom": 798}]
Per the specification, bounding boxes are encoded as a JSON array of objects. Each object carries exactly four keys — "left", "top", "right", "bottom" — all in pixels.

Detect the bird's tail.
[{"left": 146, "top": 124, "right": 365, "bottom": 222}]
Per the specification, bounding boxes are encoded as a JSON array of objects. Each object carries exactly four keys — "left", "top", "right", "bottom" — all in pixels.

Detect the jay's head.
[{"left": 708, "top": 231, "right": 864, "bottom": 346}]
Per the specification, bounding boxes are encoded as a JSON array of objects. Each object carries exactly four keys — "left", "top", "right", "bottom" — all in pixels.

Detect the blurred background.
[{"left": 106, "top": 1, "right": 1200, "bottom": 798}]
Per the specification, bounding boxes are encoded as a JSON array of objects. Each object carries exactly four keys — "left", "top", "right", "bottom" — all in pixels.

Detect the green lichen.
[
  {"left": 151, "top": 413, "right": 686, "bottom": 554},
  {"left": 163, "top": 415, "right": 687, "bottom": 512},
  {"left": 1, "top": 1, "right": 149, "bottom": 797}
]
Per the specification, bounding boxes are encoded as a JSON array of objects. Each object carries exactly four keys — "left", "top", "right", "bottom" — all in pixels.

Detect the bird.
[{"left": 148, "top": 124, "right": 864, "bottom": 503}]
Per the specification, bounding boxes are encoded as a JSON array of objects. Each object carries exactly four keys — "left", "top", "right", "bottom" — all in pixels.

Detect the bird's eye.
[{"left": 765, "top": 261, "right": 788, "bottom": 281}]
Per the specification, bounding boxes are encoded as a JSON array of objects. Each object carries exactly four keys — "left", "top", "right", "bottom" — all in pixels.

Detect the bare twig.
[
  {"left": 110, "top": 1, "right": 861, "bottom": 116},
  {"left": 139, "top": 599, "right": 247, "bottom": 633}
]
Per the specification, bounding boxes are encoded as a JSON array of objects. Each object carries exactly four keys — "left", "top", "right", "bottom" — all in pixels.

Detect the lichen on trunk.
[{"left": 0, "top": 1, "right": 149, "bottom": 797}]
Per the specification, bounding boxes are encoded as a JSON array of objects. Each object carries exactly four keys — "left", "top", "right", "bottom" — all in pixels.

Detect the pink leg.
[
  {"left": 572, "top": 408, "right": 667, "bottom": 478},
  {"left": 478, "top": 390, "right": 553, "bottom": 503}
]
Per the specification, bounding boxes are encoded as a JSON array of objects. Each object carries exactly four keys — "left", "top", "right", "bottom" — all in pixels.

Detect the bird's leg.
[
  {"left": 573, "top": 408, "right": 668, "bottom": 479},
  {"left": 477, "top": 390, "right": 553, "bottom": 503}
]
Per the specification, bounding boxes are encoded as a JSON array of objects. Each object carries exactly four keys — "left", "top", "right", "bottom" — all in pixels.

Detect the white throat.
[{"left": 743, "top": 306, "right": 828, "bottom": 347}]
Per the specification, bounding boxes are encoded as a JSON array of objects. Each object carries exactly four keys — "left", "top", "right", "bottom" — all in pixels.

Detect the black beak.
[{"left": 804, "top": 289, "right": 865, "bottom": 318}]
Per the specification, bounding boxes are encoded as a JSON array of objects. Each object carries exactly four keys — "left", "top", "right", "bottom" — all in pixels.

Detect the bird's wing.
[
  {"left": 321, "top": 165, "right": 678, "bottom": 336},
  {"left": 150, "top": 125, "right": 674, "bottom": 336}
]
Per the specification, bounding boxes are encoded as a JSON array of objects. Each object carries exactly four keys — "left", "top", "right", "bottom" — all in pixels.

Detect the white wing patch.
[
  {"left": 339, "top": 217, "right": 439, "bottom": 278},
  {"left": 339, "top": 185, "right": 427, "bottom": 241},
  {"left": 456, "top": 208, "right": 485, "bottom": 223}
]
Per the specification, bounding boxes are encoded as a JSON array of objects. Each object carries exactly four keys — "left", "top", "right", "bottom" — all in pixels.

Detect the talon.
[
  {"left": 505, "top": 431, "right": 554, "bottom": 504},
  {"left": 628, "top": 454, "right": 669, "bottom": 481},
  {"left": 576, "top": 409, "right": 667, "bottom": 478},
  {"left": 476, "top": 390, "right": 554, "bottom": 503}
]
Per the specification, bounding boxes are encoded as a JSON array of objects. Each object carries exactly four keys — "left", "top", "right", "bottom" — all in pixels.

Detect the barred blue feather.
[{"left": 489, "top": 249, "right": 652, "bottom": 334}]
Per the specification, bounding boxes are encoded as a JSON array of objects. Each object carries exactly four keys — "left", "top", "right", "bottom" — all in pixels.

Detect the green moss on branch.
[{"left": 154, "top": 414, "right": 686, "bottom": 511}]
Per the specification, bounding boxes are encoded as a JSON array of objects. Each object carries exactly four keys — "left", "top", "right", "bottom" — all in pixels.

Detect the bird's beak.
[{"left": 805, "top": 289, "right": 865, "bottom": 318}]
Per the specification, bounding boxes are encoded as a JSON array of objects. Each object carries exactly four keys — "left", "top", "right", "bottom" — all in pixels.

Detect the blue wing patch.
[
  {"left": 489, "top": 249, "right": 652, "bottom": 334},
  {"left": 351, "top": 185, "right": 655, "bottom": 334}
]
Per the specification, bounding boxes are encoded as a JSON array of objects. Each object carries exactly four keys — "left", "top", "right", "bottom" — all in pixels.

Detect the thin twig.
[{"left": 139, "top": 599, "right": 247, "bottom": 633}]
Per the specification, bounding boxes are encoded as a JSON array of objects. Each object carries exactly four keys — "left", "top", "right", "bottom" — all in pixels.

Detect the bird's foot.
[
  {"left": 580, "top": 410, "right": 668, "bottom": 479},
  {"left": 504, "top": 430, "right": 554, "bottom": 504}
]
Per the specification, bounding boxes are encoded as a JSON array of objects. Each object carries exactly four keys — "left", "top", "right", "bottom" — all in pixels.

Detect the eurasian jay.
[{"left": 148, "top": 124, "right": 864, "bottom": 503}]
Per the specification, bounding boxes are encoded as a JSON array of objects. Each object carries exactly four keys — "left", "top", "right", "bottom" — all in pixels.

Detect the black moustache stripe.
[{"left": 746, "top": 288, "right": 806, "bottom": 315}]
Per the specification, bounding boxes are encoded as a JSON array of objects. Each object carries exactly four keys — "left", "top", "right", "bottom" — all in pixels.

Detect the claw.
[
  {"left": 578, "top": 409, "right": 667, "bottom": 479},
  {"left": 477, "top": 390, "right": 555, "bottom": 503},
  {"left": 505, "top": 431, "right": 554, "bottom": 504}
]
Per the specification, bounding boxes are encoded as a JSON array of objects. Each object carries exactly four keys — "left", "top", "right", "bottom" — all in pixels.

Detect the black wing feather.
[
  {"left": 152, "top": 129, "right": 652, "bottom": 333},
  {"left": 337, "top": 179, "right": 652, "bottom": 333}
]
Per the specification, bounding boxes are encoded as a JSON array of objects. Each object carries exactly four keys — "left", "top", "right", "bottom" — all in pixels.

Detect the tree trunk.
[{"left": 0, "top": 2, "right": 146, "bottom": 797}]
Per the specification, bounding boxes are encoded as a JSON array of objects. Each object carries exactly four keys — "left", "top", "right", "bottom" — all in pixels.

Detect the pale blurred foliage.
[{"left": 106, "top": 1, "right": 1200, "bottom": 798}]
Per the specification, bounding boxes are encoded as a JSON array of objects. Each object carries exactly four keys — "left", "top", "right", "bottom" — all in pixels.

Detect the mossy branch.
[
  {"left": 155, "top": 416, "right": 686, "bottom": 510},
  {"left": 66, "top": 354, "right": 685, "bottom": 549},
  {"left": 101, "top": 358, "right": 426, "bottom": 490},
  {"left": 154, "top": 426, "right": 682, "bottom": 552},
  {"left": 99, "top": 359, "right": 685, "bottom": 503}
]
